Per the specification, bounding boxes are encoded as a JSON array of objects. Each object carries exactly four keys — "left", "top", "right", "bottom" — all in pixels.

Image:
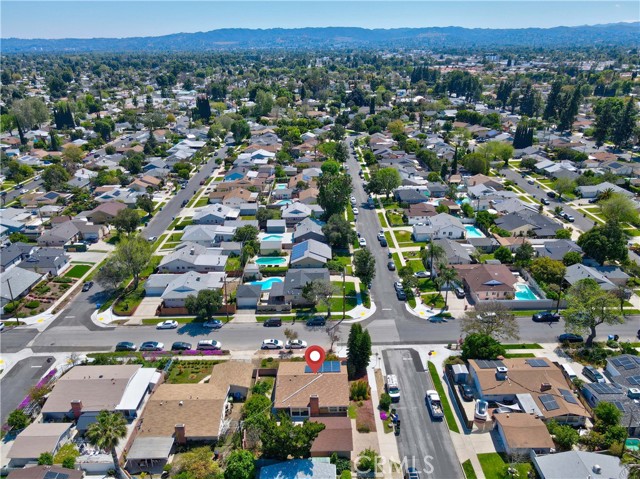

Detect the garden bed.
[{"left": 166, "top": 360, "right": 222, "bottom": 384}]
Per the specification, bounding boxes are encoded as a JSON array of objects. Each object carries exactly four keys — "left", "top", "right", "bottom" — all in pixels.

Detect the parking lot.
[{"left": 383, "top": 349, "right": 462, "bottom": 479}]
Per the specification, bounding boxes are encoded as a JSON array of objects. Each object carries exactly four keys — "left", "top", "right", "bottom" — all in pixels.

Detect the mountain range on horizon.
[{"left": 2, "top": 23, "right": 639, "bottom": 53}]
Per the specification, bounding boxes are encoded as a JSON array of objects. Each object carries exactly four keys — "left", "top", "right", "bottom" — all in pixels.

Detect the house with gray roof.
[
  {"left": 266, "top": 219, "right": 287, "bottom": 233},
  {"left": 236, "top": 284, "right": 263, "bottom": 309},
  {"left": 0, "top": 242, "right": 37, "bottom": 272},
  {"left": 494, "top": 210, "right": 562, "bottom": 238},
  {"left": 0, "top": 267, "right": 44, "bottom": 313},
  {"left": 434, "top": 239, "right": 473, "bottom": 264},
  {"left": 280, "top": 269, "right": 331, "bottom": 306},
  {"left": 577, "top": 181, "right": 633, "bottom": 198},
  {"left": 563, "top": 263, "right": 629, "bottom": 291},
  {"left": 144, "top": 271, "right": 225, "bottom": 307},
  {"left": 193, "top": 205, "right": 240, "bottom": 225},
  {"left": 293, "top": 218, "right": 326, "bottom": 244},
  {"left": 532, "top": 450, "right": 629, "bottom": 479},
  {"left": 412, "top": 213, "right": 466, "bottom": 241},
  {"left": 581, "top": 380, "right": 640, "bottom": 438},
  {"left": 394, "top": 188, "right": 428, "bottom": 204},
  {"left": 18, "top": 247, "right": 70, "bottom": 276},
  {"left": 158, "top": 243, "right": 227, "bottom": 273},
  {"left": 290, "top": 239, "right": 332, "bottom": 268},
  {"left": 37, "top": 222, "right": 79, "bottom": 247},
  {"left": 182, "top": 225, "right": 236, "bottom": 247},
  {"left": 281, "top": 202, "right": 316, "bottom": 226},
  {"left": 535, "top": 239, "right": 582, "bottom": 261}
]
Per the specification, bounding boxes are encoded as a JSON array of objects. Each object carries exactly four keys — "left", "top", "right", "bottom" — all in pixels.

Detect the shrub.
[
  {"left": 252, "top": 378, "right": 274, "bottom": 395},
  {"left": 3, "top": 301, "right": 20, "bottom": 314},
  {"left": 349, "top": 380, "right": 370, "bottom": 401},
  {"left": 25, "top": 300, "right": 41, "bottom": 309},
  {"left": 340, "top": 471, "right": 352, "bottom": 479},
  {"left": 606, "top": 339, "right": 619, "bottom": 348},
  {"left": 356, "top": 424, "right": 370, "bottom": 433},
  {"left": 379, "top": 393, "right": 392, "bottom": 412},
  {"left": 7, "top": 409, "right": 29, "bottom": 430},
  {"left": 61, "top": 457, "right": 76, "bottom": 469},
  {"left": 38, "top": 452, "right": 54, "bottom": 465},
  {"left": 620, "top": 342, "right": 639, "bottom": 356}
]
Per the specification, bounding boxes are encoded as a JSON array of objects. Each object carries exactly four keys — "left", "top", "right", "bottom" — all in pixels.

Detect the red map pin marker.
[{"left": 305, "top": 345, "right": 326, "bottom": 374}]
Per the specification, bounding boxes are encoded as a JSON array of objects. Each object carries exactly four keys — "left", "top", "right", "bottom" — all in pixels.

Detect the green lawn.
[
  {"left": 152, "top": 234, "right": 168, "bottom": 251},
  {"left": 346, "top": 207, "right": 355, "bottom": 222},
  {"left": 418, "top": 278, "right": 437, "bottom": 293},
  {"left": 392, "top": 252, "right": 402, "bottom": 271},
  {"left": 386, "top": 210, "right": 405, "bottom": 227},
  {"left": 384, "top": 231, "right": 394, "bottom": 246},
  {"left": 408, "top": 259, "right": 426, "bottom": 272},
  {"left": 477, "top": 453, "right": 532, "bottom": 479},
  {"left": 167, "top": 360, "right": 221, "bottom": 384},
  {"left": 382, "top": 200, "right": 400, "bottom": 210},
  {"left": 421, "top": 293, "right": 445, "bottom": 309},
  {"left": 332, "top": 252, "right": 353, "bottom": 275},
  {"left": 503, "top": 343, "right": 543, "bottom": 349},
  {"left": 394, "top": 230, "right": 412, "bottom": 244},
  {"left": 427, "top": 361, "right": 459, "bottom": 433},
  {"left": 225, "top": 256, "right": 242, "bottom": 272},
  {"left": 377, "top": 212, "right": 388, "bottom": 228},
  {"left": 64, "top": 264, "right": 92, "bottom": 279},
  {"left": 169, "top": 232, "right": 183, "bottom": 242},
  {"left": 195, "top": 198, "right": 209, "bottom": 207},
  {"left": 479, "top": 254, "right": 495, "bottom": 263},
  {"left": 113, "top": 284, "right": 145, "bottom": 316},
  {"left": 462, "top": 460, "right": 478, "bottom": 479},
  {"left": 504, "top": 353, "right": 536, "bottom": 358}
]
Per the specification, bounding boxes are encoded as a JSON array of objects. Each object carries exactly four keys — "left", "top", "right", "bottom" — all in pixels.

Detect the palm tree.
[
  {"left": 86, "top": 410, "right": 128, "bottom": 478},
  {"left": 421, "top": 241, "right": 446, "bottom": 278},
  {"left": 438, "top": 264, "right": 459, "bottom": 310},
  {"left": 597, "top": 187, "right": 615, "bottom": 202}
]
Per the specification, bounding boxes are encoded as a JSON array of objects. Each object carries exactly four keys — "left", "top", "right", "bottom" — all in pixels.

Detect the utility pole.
[
  {"left": 6, "top": 277, "right": 17, "bottom": 326},
  {"left": 223, "top": 275, "right": 229, "bottom": 324},
  {"left": 342, "top": 267, "right": 346, "bottom": 320}
]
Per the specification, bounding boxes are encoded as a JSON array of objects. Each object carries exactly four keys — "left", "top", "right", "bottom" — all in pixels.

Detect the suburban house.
[
  {"left": 405, "top": 203, "right": 437, "bottom": 225},
  {"left": 292, "top": 218, "right": 326, "bottom": 244},
  {"left": 281, "top": 202, "right": 322, "bottom": 226},
  {"left": 581, "top": 382, "right": 640, "bottom": 437},
  {"left": 193, "top": 205, "right": 240, "bottom": 225},
  {"left": 158, "top": 243, "right": 227, "bottom": 273},
  {"left": 236, "top": 284, "right": 264, "bottom": 309},
  {"left": 564, "top": 263, "right": 629, "bottom": 292},
  {"left": 41, "top": 365, "right": 158, "bottom": 425},
  {"left": 266, "top": 219, "right": 287, "bottom": 233},
  {"left": 468, "top": 358, "right": 589, "bottom": 426},
  {"left": 6, "top": 466, "right": 83, "bottom": 479},
  {"left": 412, "top": 213, "right": 466, "bottom": 241},
  {"left": 289, "top": 239, "right": 332, "bottom": 268},
  {"left": 394, "top": 188, "right": 428, "bottom": 204},
  {"left": 0, "top": 242, "right": 38, "bottom": 272},
  {"left": 6, "top": 423, "right": 73, "bottom": 468},
  {"left": 17, "top": 247, "right": 70, "bottom": 276},
  {"left": 493, "top": 414, "right": 554, "bottom": 456},
  {"left": 37, "top": 222, "right": 79, "bottom": 247},
  {"left": 181, "top": 225, "right": 236, "bottom": 247},
  {"left": 273, "top": 361, "right": 349, "bottom": 419},
  {"left": 144, "top": 271, "right": 225, "bottom": 307},
  {"left": 577, "top": 182, "right": 634, "bottom": 198},
  {"left": 279, "top": 269, "right": 331, "bottom": 306},
  {"left": 532, "top": 451, "right": 629, "bottom": 479},
  {"left": 434, "top": 238, "right": 473, "bottom": 265},
  {"left": 453, "top": 264, "right": 517, "bottom": 301},
  {"left": 494, "top": 210, "right": 562, "bottom": 238},
  {"left": 309, "top": 417, "right": 354, "bottom": 459},
  {"left": 534, "top": 239, "right": 582, "bottom": 261},
  {"left": 0, "top": 268, "right": 44, "bottom": 314}
]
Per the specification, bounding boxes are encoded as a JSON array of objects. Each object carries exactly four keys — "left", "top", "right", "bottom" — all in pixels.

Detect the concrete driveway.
[{"left": 132, "top": 297, "right": 163, "bottom": 320}]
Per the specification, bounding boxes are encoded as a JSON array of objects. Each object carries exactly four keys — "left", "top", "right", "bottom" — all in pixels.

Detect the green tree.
[
  {"left": 86, "top": 411, "right": 128, "bottom": 478},
  {"left": 233, "top": 225, "right": 259, "bottom": 243},
  {"left": 111, "top": 235, "right": 151, "bottom": 290},
  {"left": 564, "top": 278, "right": 624, "bottom": 347},
  {"left": 555, "top": 229, "right": 572, "bottom": 239},
  {"left": 547, "top": 420, "right": 579, "bottom": 451},
  {"left": 261, "top": 412, "right": 326, "bottom": 460},
  {"left": 318, "top": 172, "right": 352, "bottom": 218},
  {"left": 111, "top": 208, "right": 141, "bottom": 235},
  {"left": 6, "top": 160, "right": 34, "bottom": 183},
  {"left": 173, "top": 446, "right": 221, "bottom": 479},
  {"left": 9, "top": 232, "right": 29, "bottom": 243},
  {"left": 42, "top": 164, "right": 70, "bottom": 191},
  {"left": 374, "top": 167, "right": 402, "bottom": 199},
  {"left": 462, "top": 152, "right": 489, "bottom": 175},
  {"left": 520, "top": 157, "right": 537, "bottom": 171},
  {"left": 224, "top": 450, "right": 256, "bottom": 479},
  {"left": 321, "top": 160, "right": 340, "bottom": 175},
  {"left": 95, "top": 260, "right": 128, "bottom": 291},
  {"left": 7, "top": 409, "right": 29, "bottom": 430},
  {"left": 477, "top": 142, "right": 514, "bottom": 166},
  {"left": 461, "top": 333, "right": 506, "bottom": 361},
  {"left": 552, "top": 177, "right": 576, "bottom": 200},
  {"left": 494, "top": 246, "right": 513, "bottom": 264},
  {"left": 231, "top": 119, "right": 250, "bottom": 143},
  {"left": 347, "top": 323, "right": 371, "bottom": 378},
  {"left": 612, "top": 97, "right": 638, "bottom": 148},
  {"left": 357, "top": 449, "right": 382, "bottom": 477},
  {"left": 302, "top": 279, "right": 336, "bottom": 317},
  {"left": 530, "top": 257, "right": 566, "bottom": 286},
  {"left": 594, "top": 401, "right": 622, "bottom": 429},
  {"left": 38, "top": 452, "right": 54, "bottom": 466},
  {"left": 563, "top": 251, "right": 583, "bottom": 266},
  {"left": 421, "top": 241, "right": 446, "bottom": 277},
  {"left": 600, "top": 193, "right": 639, "bottom": 224},
  {"left": 54, "top": 443, "right": 80, "bottom": 466},
  {"left": 253, "top": 90, "right": 274, "bottom": 117},
  {"left": 461, "top": 301, "right": 519, "bottom": 342},
  {"left": 62, "top": 144, "right": 84, "bottom": 172},
  {"left": 514, "top": 242, "right": 534, "bottom": 266},
  {"left": 577, "top": 221, "right": 628, "bottom": 265},
  {"left": 438, "top": 265, "right": 459, "bottom": 309},
  {"left": 185, "top": 289, "right": 223, "bottom": 322},
  {"left": 136, "top": 195, "right": 154, "bottom": 216},
  {"left": 322, "top": 214, "right": 354, "bottom": 249},
  {"left": 353, "top": 248, "right": 376, "bottom": 289}
]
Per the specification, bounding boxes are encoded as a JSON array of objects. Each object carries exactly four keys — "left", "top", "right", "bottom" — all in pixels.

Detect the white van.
[
  {"left": 561, "top": 364, "right": 577, "bottom": 381},
  {"left": 386, "top": 374, "right": 401, "bottom": 402}
]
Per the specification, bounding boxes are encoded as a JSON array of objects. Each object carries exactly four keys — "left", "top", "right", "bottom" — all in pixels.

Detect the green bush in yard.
[
  {"left": 379, "top": 392, "right": 392, "bottom": 411},
  {"left": 340, "top": 471, "right": 352, "bottom": 479},
  {"left": 25, "top": 300, "right": 40, "bottom": 309},
  {"left": 349, "top": 380, "right": 370, "bottom": 401}
]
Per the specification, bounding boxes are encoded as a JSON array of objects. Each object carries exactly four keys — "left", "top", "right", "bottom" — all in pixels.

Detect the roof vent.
[
  {"left": 592, "top": 465, "right": 601, "bottom": 474},
  {"left": 179, "top": 401, "right": 184, "bottom": 406},
  {"left": 495, "top": 366, "right": 508, "bottom": 380},
  {"left": 540, "top": 383, "right": 552, "bottom": 392},
  {"left": 628, "top": 388, "right": 640, "bottom": 399}
]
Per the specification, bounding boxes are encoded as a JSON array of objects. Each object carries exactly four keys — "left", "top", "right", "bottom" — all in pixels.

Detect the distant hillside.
[{"left": 2, "top": 24, "right": 639, "bottom": 53}]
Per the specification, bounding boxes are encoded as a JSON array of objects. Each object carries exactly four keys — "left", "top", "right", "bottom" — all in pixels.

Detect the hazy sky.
[{"left": 2, "top": 1, "right": 639, "bottom": 39}]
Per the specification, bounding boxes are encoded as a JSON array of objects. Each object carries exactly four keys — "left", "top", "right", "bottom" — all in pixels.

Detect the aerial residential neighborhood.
[{"left": 0, "top": 5, "right": 640, "bottom": 479}]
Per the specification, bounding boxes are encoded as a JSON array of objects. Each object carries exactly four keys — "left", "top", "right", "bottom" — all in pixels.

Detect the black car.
[
  {"left": 387, "top": 260, "right": 396, "bottom": 271},
  {"left": 82, "top": 281, "right": 94, "bottom": 292},
  {"left": 379, "top": 238, "right": 388, "bottom": 247},
  {"left": 547, "top": 191, "right": 556, "bottom": 198},
  {"left": 540, "top": 198, "right": 550, "bottom": 205},
  {"left": 181, "top": 200, "right": 188, "bottom": 207},
  {"left": 171, "top": 341, "right": 192, "bottom": 351},
  {"left": 532, "top": 311, "right": 560, "bottom": 322},
  {"left": 115, "top": 342, "right": 137, "bottom": 352},
  {"left": 458, "top": 384, "right": 474, "bottom": 401},
  {"left": 558, "top": 333, "right": 584, "bottom": 344},
  {"left": 306, "top": 316, "right": 326, "bottom": 327},
  {"left": 263, "top": 317, "right": 282, "bottom": 327},
  {"left": 396, "top": 289, "right": 407, "bottom": 301}
]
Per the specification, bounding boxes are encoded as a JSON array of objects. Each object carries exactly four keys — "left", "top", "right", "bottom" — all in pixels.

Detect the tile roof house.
[
  {"left": 493, "top": 413, "right": 554, "bottom": 456},
  {"left": 532, "top": 451, "right": 628, "bottom": 479},
  {"left": 405, "top": 203, "right": 437, "bottom": 225},
  {"left": 309, "top": 417, "right": 353, "bottom": 459},
  {"left": 468, "top": 357, "right": 589, "bottom": 426},
  {"left": 7, "top": 423, "right": 73, "bottom": 468},
  {"left": 6, "top": 466, "right": 83, "bottom": 479},
  {"left": 289, "top": 239, "right": 332, "bottom": 268},
  {"left": 158, "top": 243, "right": 227, "bottom": 273},
  {"left": 273, "top": 361, "right": 349, "bottom": 418},
  {"left": 453, "top": 263, "right": 517, "bottom": 301}
]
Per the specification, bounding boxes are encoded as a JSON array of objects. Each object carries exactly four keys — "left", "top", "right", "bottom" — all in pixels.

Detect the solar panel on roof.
[
  {"left": 591, "top": 383, "right": 622, "bottom": 394},
  {"left": 290, "top": 241, "right": 309, "bottom": 262},
  {"left": 613, "top": 401, "right": 626, "bottom": 412},
  {"left": 540, "top": 394, "right": 560, "bottom": 411},
  {"left": 44, "top": 472, "right": 70, "bottom": 479},
  {"left": 476, "top": 360, "right": 505, "bottom": 369},
  {"left": 628, "top": 376, "right": 640, "bottom": 386},
  {"left": 612, "top": 356, "right": 637, "bottom": 370},
  {"left": 304, "top": 360, "right": 341, "bottom": 374},
  {"left": 526, "top": 359, "right": 549, "bottom": 368},
  {"left": 559, "top": 389, "right": 578, "bottom": 404}
]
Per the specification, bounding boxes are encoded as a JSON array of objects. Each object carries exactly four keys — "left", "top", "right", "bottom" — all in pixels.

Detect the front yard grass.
[
  {"left": 169, "top": 232, "right": 183, "bottom": 242},
  {"left": 195, "top": 197, "right": 209, "bottom": 208},
  {"left": 504, "top": 353, "right": 536, "bottom": 358},
  {"left": 427, "top": 361, "right": 459, "bottom": 433},
  {"left": 503, "top": 343, "right": 543, "bottom": 349},
  {"left": 113, "top": 284, "right": 145, "bottom": 316},
  {"left": 393, "top": 230, "right": 412, "bottom": 244},
  {"left": 417, "top": 278, "right": 437, "bottom": 293},
  {"left": 477, "top": 453, "right": 532, "bottom": 479},
  {"left": 392, "top": 252, "right": 402, "bottom": 271},
  {"left": 386, "top": 210, "right": 405, "bottom": 227},
  {"left": 462, "top": 460, "right": 478, "bottom": 479},
  {"left": 377, "top": 212, "right": 388, "bottom": 228},
  {"left": 64, "top": 264, "right": 92, "bottom": 279},
  {"left": 421, "top": 293, "right": 445, "bottom": 309},
  {"left": 407, "top": 259, "right": 425, "bottom": 272}
]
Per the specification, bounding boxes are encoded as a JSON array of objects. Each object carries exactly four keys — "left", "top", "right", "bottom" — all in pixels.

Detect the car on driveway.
[
  {"left": 532, "top": 311, "right": 560, "bottom": 322},
  {"left": 454, "top": 285, "right": 466, "bottom": 299},
  {"left": 263, "top": 317, "right": 282, "bottom": 327},
  {"left": 387, "top": 261, "right": 396, "bottom": 271},
  {"left": 197, "top": 340, "right": 222, "bottom": 351},
  {"left": 261, "top": 339, "right": 284, "bottom": 350},
  {"left": 156, "top": 320, "right": 178, "bottom": 330},
  {"left": 306, "top": 316, "right": 326, "bottom": 327},
  {"left": 458, "top": 384, "right": 474, "bottom": 401},
  {"left": 358, "top": 237, "right": 367, "bottom": 247},
  {"left": 82, "top": 281, "right": 94, "bottom": 292},
  {"left": 558, "top": 333, "right": 584, "bottom": 343},
  {"left": 203, "top": 319, "right": 222, "bottom": 329},
  {"left": 171, "top": 341, "right": 192, "bottom": 351},
  {"left": 140, "top": 341, "right": 164, "bottom": 351},
  {"left": 582, "top": 365, "right": 606, "bottom": 384},
  {"left": 285, "top": 339, "right": 307, "bottom": 349},
  {"left": 115, "top": 342, "right": 137, "bottom": 352}
]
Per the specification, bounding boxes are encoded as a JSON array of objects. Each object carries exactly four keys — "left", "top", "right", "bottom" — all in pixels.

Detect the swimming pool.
[
  {"left": 515, "top": 284, "right": 539, "bottom": 300},
  {"left": 275, "top": 183, "right": 288, "bottom": 190},
  {"left": 262, "top": 234, "right": 283, "bottom": 241},
  {"left": 626, "top": 438, "right": 639, "bottom": 452},
  {"left": 255, "top": 256, "right": 287, "bottom": 266},
  {"left": 276, "top": 200, "right": 293, "bottom": 205},
  {"left": 249, "top": 277, "right": 284, "bottom": 291},
  {"left": 465, "top": 225, "right": 486, "bottom": 238}
]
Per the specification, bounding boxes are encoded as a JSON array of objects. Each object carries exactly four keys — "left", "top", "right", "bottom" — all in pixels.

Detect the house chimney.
[
  {"left": 190, "top": 247, "right": 195, "bottom": 255},
  {"left": 309, "top": 395, "right": 320, "bottom": 417},
  {"left": 175, "top": 424, "right": 187, "bottom": 444},
  {"left": 71, "top": 400, "right": 83, "bottom": 419},
  {"left": 540, "top": 383, "right": 552, "bottom": 392}
]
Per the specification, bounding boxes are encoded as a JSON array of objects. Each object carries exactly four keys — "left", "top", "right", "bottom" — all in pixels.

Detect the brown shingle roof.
[
  {"left": 7, "top": 423, "right": 71, "bottom": 459},
  {"left": 274, "top": 361, "right": 349, "bottom": 409},
  {"left": 310, "top": 417, "right": 353, "bottom": 453},
  {"left": 8, "top": 466, "right": 83, "bottom": 479},
  {"left": 454, "top": 264, "right": 517, "bottom": 293},
  {"left": 494, "top": 413, "right": 554, "bottom": 450}
]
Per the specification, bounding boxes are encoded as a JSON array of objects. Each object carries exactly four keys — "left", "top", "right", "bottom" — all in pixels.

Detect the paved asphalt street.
[
  {"left": 1, "top": 178, "right": 44, "bottom": 204},
  {"left": 0, "top": 356, "right": 53, "bottom": 424},
  {"left": 384, "top": 349, "right": 462, "bottom": 479}
]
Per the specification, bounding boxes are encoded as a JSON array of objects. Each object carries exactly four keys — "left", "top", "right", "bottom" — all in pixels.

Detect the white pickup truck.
[{"left": 426, "top": 390, "right": 444, "bottom": 420}]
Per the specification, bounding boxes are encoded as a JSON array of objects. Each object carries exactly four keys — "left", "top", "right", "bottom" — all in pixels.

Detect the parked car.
[
  {"left": 454, "top": 285, "right": 466, "bottom": 299},
  {"left": 156, "top": 320, "right": 179, "bottom": 330},
  {"left": 396, "top": 289, "right": 407, "bottom": 301},
  {"left": 387, "top": 260, "right": 396, "bottom": 271},
  {"left": 564, "top": 214, "right": 575, "bottom": 222},
  {"left": 541, "top": 198, "right": 550, "bottom": 205},
  {"left": 527, "top": 179, "right": 535, "bottom": 185},
  {"left": 393, "top": 281, "right": 403, "bottom": 292},
  {"left": 81, "top": 281, "right": 94, "bottom": 292},
  {"left": 352, "top": 207, "right": 359, "bottom": 215},
  {"left": 558, "top": 333, "right": 584, "bottom": 343},
  {"left": 350, "top": 196, "right": 357, "bottom": 206},
  {"left": 197, "top": 340, "right": 222, "bottom": 351},
  {"left": 414, "top": 271, "right": 431, "bottom": 278},
  {"left": 140, "top": 341, "right": 164, "bottom": 351},
  {"left": 474, "top": 399, "right": 489, "bottom": 422},
  {"left": 358, "top": 237, "right": 367, "bottom": 247},
  {"left": 115, "top": 342, "right": 137, "bottom": 352},
  {"left": 532, "top": 311, "right": 560, "bottom": 322},
  {"left": 261, "top": 339, "right": 284, "bottom": 350},
  {"left": 379, "top": 238, "right": 388, "bottom": 247},
  {"left": 583, "top": 365, "right": 606, "bottom": 384},
  {"left": 181, "top": 200, "right": 188, "bottom": 207},
  {"left": 171, "top": 341, "right": 192, "bottom": 351},
  {"left": 263, "top": 317, "right": 282, "bottom": 327},
  {"left": 458, "top": 384, "right": 474, "bottom": 401},
  {"left": 203, "top": 319, "right": 223, "bottom": 329},
  {"left": 547, "top": 191, "right": 556, "bottom": 198},
  {"left": 306, "top": 316, "right": 326, "bottom": 327},
  {"left": 285, "top": 339, "right": 308, "bottom": 349},
  {"left": 147, "top": 236, "right": 157, "bottom": 242},
  {"left": 377, "top": 231, "right": 385, "bottom": 241},
  {"left": 588, "top": 198, "right": 599, "bottom": 204}
]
